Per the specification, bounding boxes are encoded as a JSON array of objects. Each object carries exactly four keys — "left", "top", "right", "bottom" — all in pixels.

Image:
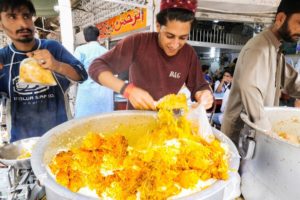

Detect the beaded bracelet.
[{"left": 119, "top": 83, "right": 129, "bottom": 95}]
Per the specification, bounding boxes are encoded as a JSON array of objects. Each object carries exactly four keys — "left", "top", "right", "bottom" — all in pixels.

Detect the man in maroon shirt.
[{"left": 89, "top": 0, "right": 213, "bottom": 110}]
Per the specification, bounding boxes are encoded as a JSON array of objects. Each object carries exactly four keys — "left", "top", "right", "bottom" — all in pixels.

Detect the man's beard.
[
  {"left": 17, "top": 37, "right": 34, "bottom": 43},
  {"left": 16, "top": 28, "right": 34, "bottom": 43},
  {"left": 278, "top": 19, "right": 298, "bottom": 43}
]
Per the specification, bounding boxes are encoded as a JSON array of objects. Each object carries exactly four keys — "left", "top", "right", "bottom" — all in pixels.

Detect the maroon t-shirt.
[{"left": 89, "top": 32, "right": 209, "bottom": 108}]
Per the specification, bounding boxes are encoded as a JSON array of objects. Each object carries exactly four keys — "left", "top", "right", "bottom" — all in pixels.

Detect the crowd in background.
[
  {"left": 202, "top": 54, "right": 300, "bottom": 129},
  {"left": 201, "top": 58, "right": 236, "bottom": 127}
]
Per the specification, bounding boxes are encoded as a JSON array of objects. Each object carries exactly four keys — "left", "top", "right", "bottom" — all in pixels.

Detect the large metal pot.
[
  {"left": 239, "top": 107, "right": 300, "bottom": 200},
  {"left": 31, "top": 111, "right": 240, "bottom": 200}
]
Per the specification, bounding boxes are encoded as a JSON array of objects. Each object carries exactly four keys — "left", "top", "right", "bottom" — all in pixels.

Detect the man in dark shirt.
[
  {"left": 0, "top": 0, "right": 87, "bottom": 142},
  {"left": 89, "top": 0, "right": 213, "bottom": 110}
]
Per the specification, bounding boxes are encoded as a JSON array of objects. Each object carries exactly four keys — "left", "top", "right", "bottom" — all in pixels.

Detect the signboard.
[{"left": 96, "top": 8, "right": 147, "bottom": 39}]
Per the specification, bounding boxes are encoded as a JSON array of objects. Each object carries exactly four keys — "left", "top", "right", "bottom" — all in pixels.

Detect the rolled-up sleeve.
[
  {"left": 89, "top": 35, "right": 137, "bottom": 84},
  {"left": 185, "top": 50, "right": 210, "bottom": 101},
  {"left": 54, "top": 41, "right": 88, "bottom": 83}
]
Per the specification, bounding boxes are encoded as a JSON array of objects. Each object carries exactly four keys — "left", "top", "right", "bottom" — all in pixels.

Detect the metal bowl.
[
  {"left": 31, "top": 111, "right": 240, "bottom": 200},
  {"left": 0, "top": 137, "right": 40, "bottom": 169}
]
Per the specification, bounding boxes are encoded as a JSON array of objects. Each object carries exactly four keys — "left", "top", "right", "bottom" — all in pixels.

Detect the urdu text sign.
[{"left": 96, "top": 8, "right": 147, "bottom": 39}]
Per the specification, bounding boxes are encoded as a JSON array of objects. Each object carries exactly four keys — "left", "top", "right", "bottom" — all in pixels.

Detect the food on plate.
[
  {"left": 19, "top": 58, "right": 56, "bottom": 86},
  {"left": 49, "top": 94, "right": 229, "bottom": 199}
]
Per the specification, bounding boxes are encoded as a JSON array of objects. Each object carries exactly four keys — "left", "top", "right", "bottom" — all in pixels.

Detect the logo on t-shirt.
[
  {"left": 12, "top": 76, "right": 56, "bottom": 103},
  {"left": 13, "top": 76, "right": 50, "bottom": 95},
  {"left": 169, "top": 71, "right": 181, "bottom": 79}
]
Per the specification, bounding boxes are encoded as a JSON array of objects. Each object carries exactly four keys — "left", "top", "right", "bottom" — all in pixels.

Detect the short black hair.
[
  {"left": 277, "top": 0, "right": 300, "bottom": 16},
  {"left": 156, "top": 8, "right": 195, "bottom": 26},
  {"left": 232, "top": 58, "right": 238, "bottom": 64},
  {"left": 201, "top": 64, "right": 210, "bottom": 72},
  {"left": 83, "top": 26, "right": 100, "bottom": 42},
  {"left": 223, "top": 65, "right": 235, "bottom": 77},
  {"left": 0, "top": 0, "right": 36, "bottom": 16}
]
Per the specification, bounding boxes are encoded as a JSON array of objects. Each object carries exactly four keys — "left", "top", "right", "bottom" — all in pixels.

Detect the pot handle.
[
  {"left": 240, "top": 113, "right": 267, "bottom": 133},
  {"left": 238, "top": 125, "right": 256, "bottom": 160},
  {"left": 0, "top": 160, "right": 8, "bottom": 168},
  {"left": 239, "top": 113, "right": 262, "bottom": 160}
]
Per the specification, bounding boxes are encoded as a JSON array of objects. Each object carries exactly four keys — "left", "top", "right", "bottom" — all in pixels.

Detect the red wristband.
[{"left": 123, "top": 83, "right": 135, "bottom": 99}]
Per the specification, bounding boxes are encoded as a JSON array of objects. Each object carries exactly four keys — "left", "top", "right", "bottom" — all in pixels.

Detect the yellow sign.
[{"left": 97, "top": 8, "right": 147, "bottom": 39}]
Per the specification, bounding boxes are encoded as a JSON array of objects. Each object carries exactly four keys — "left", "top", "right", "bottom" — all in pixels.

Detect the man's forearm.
[
  {"left": 216, "top": 81, "right": 224, "bottom": 93},
  {"left": 98, "top": 71, "right": 125, "bottom": 93},
  {"left": 54, "top": 62, "right": 82, "bottom": 81}
]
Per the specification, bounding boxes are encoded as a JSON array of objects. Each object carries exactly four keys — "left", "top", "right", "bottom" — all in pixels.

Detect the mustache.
[
  {"left": 292, "top": 34, "right": 300, "bottom": 38},
  {"left": 16, "top": 28, "right": 33, "bottom": 34}
]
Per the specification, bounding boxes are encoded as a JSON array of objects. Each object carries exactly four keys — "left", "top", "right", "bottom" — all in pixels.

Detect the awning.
[
  {"left": 197, "top": 0, "right": 280, "bottom": 14},
  {"left": 32, "top": 0, "right": 58, "bottom": 17}
]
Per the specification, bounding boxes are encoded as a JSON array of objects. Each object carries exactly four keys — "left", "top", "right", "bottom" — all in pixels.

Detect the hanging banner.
[{"left": 96, "top": 8, "right": 147, "bottom": 39}]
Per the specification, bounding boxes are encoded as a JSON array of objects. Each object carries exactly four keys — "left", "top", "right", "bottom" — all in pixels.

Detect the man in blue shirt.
[
  {"left": 0, "top": 0, "right": 88, "bottom": 142},
  {"left": 74, "top": 26, "right": 114, "bottom": 117}
]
